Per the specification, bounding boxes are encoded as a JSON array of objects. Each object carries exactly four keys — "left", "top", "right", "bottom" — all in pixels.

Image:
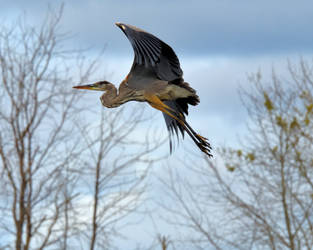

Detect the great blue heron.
[{"left": 73, "top": 23, "right": 212, "bottom": 157}]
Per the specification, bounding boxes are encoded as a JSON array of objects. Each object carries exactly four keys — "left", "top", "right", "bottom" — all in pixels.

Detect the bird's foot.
[{"left": 196, "top": 133, "right": 208, "bottom": 141}]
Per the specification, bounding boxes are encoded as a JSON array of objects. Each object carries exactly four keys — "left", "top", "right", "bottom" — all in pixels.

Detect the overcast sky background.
[
  {"left": 2, "top": 0, "right": 313, "bottom": 147},
  {"left": 2, "top": 0, "right": 313, "bottom": 248}
]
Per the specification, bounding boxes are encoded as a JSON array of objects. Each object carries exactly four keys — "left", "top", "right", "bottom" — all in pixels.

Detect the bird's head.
[
  {"left": 73, "top": 81, "right": 118, "bottom": 108},
  {"left": 73, "top": 81, "right": 113, "bottom": 91}
]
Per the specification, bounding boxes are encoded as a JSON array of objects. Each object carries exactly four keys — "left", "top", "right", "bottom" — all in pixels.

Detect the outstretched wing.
[
  {"left": 116, "top": 23, "right": 199, "bottom": 153},
  {"left": 116, "top": 23, "right": 183, "bottom": 81}
]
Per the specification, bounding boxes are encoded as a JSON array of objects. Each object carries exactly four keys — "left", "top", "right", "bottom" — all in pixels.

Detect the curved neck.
[
  {"left": 100, "top": 83, "right": 133, "bottom": 108},
  {"left": 100, "top": 84, "right": 117, "bottom": 107}
]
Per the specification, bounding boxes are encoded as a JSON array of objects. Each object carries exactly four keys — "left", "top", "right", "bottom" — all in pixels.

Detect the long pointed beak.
[{"left": 73, "top": 83, "right": 102, "bottom": 91}]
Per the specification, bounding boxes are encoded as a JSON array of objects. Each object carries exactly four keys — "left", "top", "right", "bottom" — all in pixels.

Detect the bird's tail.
[{"left": 162, "top": 99, "right": 212, "bottom": 157}]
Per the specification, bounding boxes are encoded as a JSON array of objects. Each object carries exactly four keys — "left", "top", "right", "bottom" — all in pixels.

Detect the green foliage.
[
  {"left": 237, "top": 150, "right": 242, "bottom": 157},
  {"left": 226, "top": 164, "right": 236, "bottom": 172},
  {"left": 295, "top": 151, "right": 302, "bottom": 162},
  {"left": 263, "top": 92, "right": 274, "bottom": 112},
  {"left": 289, "top": 117, "right": 299, "bottom": 130},
  {"left": 276, "top": 116, "right": 287, "bottom": 129},
  {"left": 217, "top": 61, "right": 313, "bottom": 250},
  {"left": 306, "top": 103, "right": 313, "bottom": 113},
  {"left": 304, "top": 116, "right": 310, "bottom": 126},
  {"left": 303, "top": 103, "right": 313, "bottom": 126},
  {"left": 246, "top": 153, "right": 255, "bottom": 162},
  {"left": 272, "top": 146, "right": 278, "bottom": 154},
  {"left": 299, "top": 90, "right": 309, "bottom": 99}
]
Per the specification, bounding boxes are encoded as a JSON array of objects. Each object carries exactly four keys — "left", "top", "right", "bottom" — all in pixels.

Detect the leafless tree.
[
  {"left": 69, "top": 107, "right": 163, "bottom": 250},
  {"left": 133, "top": 234, "right": 175, "bottom": 250},
  {"left": 159, "top": 59, "right": 313, "bottom": 250},
  {"left": 0, "top": 7, "right": 163, "bottom": 250}
]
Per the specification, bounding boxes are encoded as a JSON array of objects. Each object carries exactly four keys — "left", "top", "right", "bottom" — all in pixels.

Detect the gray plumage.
[{"left": 73, "top": 23, "right": 212, "bottom": 157}]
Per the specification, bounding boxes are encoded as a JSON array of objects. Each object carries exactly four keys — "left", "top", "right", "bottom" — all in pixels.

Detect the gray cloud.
[
  {"left": 1, "top": 1, "right": 311, "bottom": 146},
  {"left": 1, "top": 0, "right": 313, "bottom": 56},
  {"left": 1, "top": 2, "right": 312, "bottom": 248},
  {"left": 1, "top": 1, "right": 310, "bottom": 145}
]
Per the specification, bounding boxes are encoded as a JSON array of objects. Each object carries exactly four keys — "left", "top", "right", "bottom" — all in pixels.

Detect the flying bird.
[{"left": 73, "top": 23, "right": 212, "bottom": 157}]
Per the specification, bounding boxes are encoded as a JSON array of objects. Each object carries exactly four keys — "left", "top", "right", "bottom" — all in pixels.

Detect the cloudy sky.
[
  {"left": 2, "top": 0, "right": 313, "bottom": 147},
  {"left": 2, "top": 0, "right": 313, "bottom": 248}
]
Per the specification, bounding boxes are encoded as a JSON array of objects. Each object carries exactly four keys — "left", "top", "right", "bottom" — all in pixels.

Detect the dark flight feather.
[
  {"left": 118, "top": 23, "right": 203, "bottom": 153},
  {"left": 162, "top": 80, "right": 200, "bottom": 151},
  {"left": 118, "top": 23, "right": 182, "bottom": 81}
]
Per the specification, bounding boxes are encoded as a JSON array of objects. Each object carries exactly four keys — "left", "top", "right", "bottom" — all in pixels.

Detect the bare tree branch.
[{"left": 0, "top": 6, "right": 164, "bottom": 249}]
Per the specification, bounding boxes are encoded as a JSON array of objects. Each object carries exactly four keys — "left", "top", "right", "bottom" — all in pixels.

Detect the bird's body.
[{"left": 74, "top": 23, "right": 212, "bottom": 157}]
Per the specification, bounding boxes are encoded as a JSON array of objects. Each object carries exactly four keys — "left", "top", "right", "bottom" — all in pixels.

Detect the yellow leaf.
[
  {"left": 290, "top": 117, "right": 299, "bottom": 130},
  {"left": 300, "top": 91, "right": 308, "bottom": 99},
  {"left": 263, "top": 92, "right": 274, "bottom": 111},
  {"left": 226, "top": 164, "right": 235, "bottom": 172},
  {"left": 276, "top": 116, "right": 287, "bottom": 129},
  {"left": 304, "top": 116, "right": 310, "bottom": 126},
  {"left": 246, "top": 153, "right": 255, "bottom": 162},
  {"left": 306, "top": 104, "right": 313, "bottom": 114},
  {"left": 295, "top": 151, "right": 301, "bottom": 162}
]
